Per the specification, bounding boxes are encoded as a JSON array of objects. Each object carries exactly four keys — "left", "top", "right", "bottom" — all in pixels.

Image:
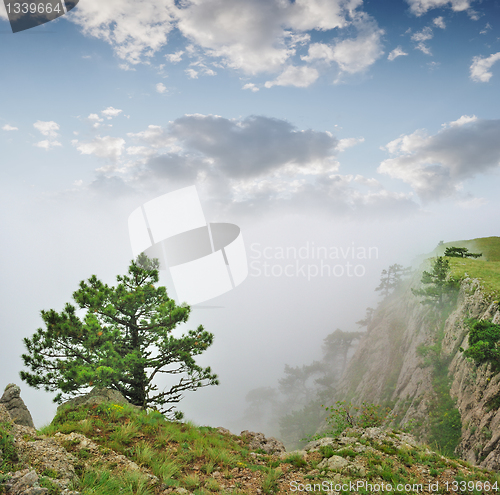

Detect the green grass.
[
  {"left": 448, "top": 258, "right": 500, "bottom": 299},
  {"left": 33, "top": 402, "right": 258, "bottom": 494},
  {"left": 424, "top": 236, "right": 500, "bottom": 299}
]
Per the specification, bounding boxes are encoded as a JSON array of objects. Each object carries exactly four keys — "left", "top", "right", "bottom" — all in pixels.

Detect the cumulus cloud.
[
  {"left": 35, "top": 140, "right": 62, "bottom": 150},
  {"left": 166, "top": 50, "right": 184, "bottom": 63},
  {"left": 301, "top": 14, "right": 384, "bottom": 80},
  {"left": 378, "top": 117, "right": 500, "bottom": 201},
  {"left": 388, "top": 46, "right": 408, "bottom": 61},
  {"left": 69, "top": 0, "right": 176, "bottom": 65},
  {"left": 470, "top": 52, "right": 500, "bottom": 82},
  {"left": 336, "top": 137, "right": 365, "bottom": 152},
  {"left": 156, "top": 83, "right": 168, "bottom": 93},
  {"left": 432, "top": 16, "right": 446, "bottom": 28},
  {"left": 101, "top": 107, "right": 123, "bottom": 119},
  {"left": 405, "top": 0, "right": 474, "bottom": 16},
  {"left": 411, "top": 26, "right": 433, "bottom": 55},
  {"left": 33, "top": 121, "right": 61, "bottom": 150},
  {"left": 87, "top": 113, "right": 104, "bottom": 128},
  {"left": 242, "top": 83, "right": 259, "bottom": 92},
  {"left": 2, "top": 124, "right": 18, "bottom": 131},
  {"left": 185, "top": 68, "right": 199, "bottom": 79},
  {"left": 480, "top": 23, "right": 492, "bottom": 35},
  {"left": 444, "top": 115, "right": 477, "bottom": 127},
  {"left": 33, "top": 120, "right": 60, "bottom": 138},
  {"left": 175, "top": 0, "right": 364, "bottom": 75},
  {"left": 264, "top": 65, "right": 319, "bottom": 88},
  {"left": 74, "top": 113, "right": 417, "bottom": 217},
  {"left": 73, "top": 135, "right": 126, "bottom": 162},
  {"left": 67, "top": 0, "right": 383, "bottom": 84}
]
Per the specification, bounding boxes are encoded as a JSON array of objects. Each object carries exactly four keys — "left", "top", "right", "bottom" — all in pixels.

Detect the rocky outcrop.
[
  {"left": 449, "top": 294, "right": 500, "bottom": 470},
  {"left": 56, "top": 387, "right": 139, "bottom": 414},
  {"left": 240, "top": 430, "right": 286, "bottom": 454},
  {"left": 0, "top": 384, "right": 35, "bottom": 428},
  {"left": 330, "top": 266, "right": 500, "bottom": 468}
]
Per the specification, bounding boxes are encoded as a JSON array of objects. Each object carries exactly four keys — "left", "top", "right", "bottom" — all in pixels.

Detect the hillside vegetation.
[
  {"left": 3, "top": 399, "right": 500, "bottom": 495},
  {"left": 435, "top": 237, "right": 500, "bottom": 298}
]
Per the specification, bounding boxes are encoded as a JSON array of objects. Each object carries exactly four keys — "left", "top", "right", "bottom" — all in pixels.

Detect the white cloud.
[
  {"left": 242, "top": 83, "right": 259, "bottom": 92},
  {"left": 433, "top": 16, "right": 446, "bottom": 28},
  {"left": 88, "top": 113, "right": 103, "bottom": 122},
  {"left": 405, "top": 0, "right": 474, "bottom": 16},
  {"left": 101, "top": 107, "right": 123, "bottom": 119},
  {"left": 84, "top": 113, "right": 417, "bottom": 216},
  {"left": 73, "top": 135, "right": 126, "bottom": 161},
  {"left": 127, "top": 124, "right": 173, "bottom": 148},
  {"left": 467, "top": 9, "right": 481, "bottom": 20},
  {"left": 166, "top": 50, "right": 184, "bottom": 63},
  {"left": 175, "top": 0, "right": 361, "bottom": 75},
  {"left": 336, "top": 137, "right": 365, "bottom": 152},
  {"left": 68, "top": 0, "right": 383, "bottom": 83},
  {"left": 264, "top": 65, "right": 319, "bottom": 88},
  {"left": 35, "top": 140, "right": 62, "bottom": 150},
  {"left": 444, "top": 114, "right": 477, "bottom": 127},
  {"left": 411, "top": 27, "right": 433, "bottom": 55},
  {"left": 480, "top": 23, "right": 491, "bottom": 35},
  {"left": 2, "top": 124, "right": 18, "bottom": 131},
  {"left": 415, "top": 43, "right": 432, "bottom": 55},
  {"left": 33, "top": 120, "right": 60, "bottom": 138},
  {"left": 156, "top": 83, "right": 167, "bottom": 94},
  {"left": 388, "top": 46, "right": 408, "bottom": 61},
  {"left": 378, "top": 117, "right": 500, "bottom": 201},
  {"left": 470, "top": 52, "right": 500, "bottom": 82},
  {"left": 69, "top": 0, "right": 176, "bottom": 65},
  {"left": 185, "top": 68, "right": 199, "bottom": 79},
  {"left": 302, "top": 14, "right": 384, "bottom": 79},
  {"left": 411, "top": 26, "right": 433, "bottom": 42},
  {"left": 119, "top": 64, "right": 136, "bottom": 71}
]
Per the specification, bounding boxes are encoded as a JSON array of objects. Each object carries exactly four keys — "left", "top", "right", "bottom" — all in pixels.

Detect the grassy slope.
[
  {"left": 3, "top": 402, "right": 500, "bottom": 495},
  {"left": 432, "top": 236, "right": 500, "bottom": 299}
]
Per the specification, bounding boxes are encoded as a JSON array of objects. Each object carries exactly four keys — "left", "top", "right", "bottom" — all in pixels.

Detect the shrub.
[
  {"left": 461, "top": 320, "right": 500, "bottom": 370},
  {"left": 322, "top": 401, "right": 391, "bottom": 436}
]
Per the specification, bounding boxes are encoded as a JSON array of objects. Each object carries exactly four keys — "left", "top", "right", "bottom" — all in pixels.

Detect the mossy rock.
[{"left": 56, "top": 388, "right": 140, "bottom": 415}]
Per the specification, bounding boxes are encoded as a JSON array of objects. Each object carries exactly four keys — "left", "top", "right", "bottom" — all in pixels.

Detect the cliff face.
[{"left": 333, "top": 268, "right": 500, "bottom": 467}]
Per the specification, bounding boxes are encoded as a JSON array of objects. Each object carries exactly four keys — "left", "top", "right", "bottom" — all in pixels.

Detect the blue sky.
[{"left": 0, "top": 0, "right": 499, "bottom": 430}]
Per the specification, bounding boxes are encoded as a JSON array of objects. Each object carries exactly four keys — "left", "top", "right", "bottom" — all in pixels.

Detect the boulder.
[
  {"left": 317, "top": 455, "right": 349, "bottom": 472},
  {"left": 0, "top": 384, "right": 35, "bottom": 428},
  {"left": 0, "top": 402, "right": 14, "bottom": 424},
  {"left": 240, "top": 430, "right": 286, "bottom": 454},
  {"left": 57, "top": 387, "right": 139, "bottom": 414}
]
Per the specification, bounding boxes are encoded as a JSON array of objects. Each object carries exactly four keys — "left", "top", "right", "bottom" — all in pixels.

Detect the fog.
[
  {"left": 0, "top": 0, "right": 499, "bottom": 444},
  {"left": 1, "top": 183, "right": 497, "bottom": 437}
]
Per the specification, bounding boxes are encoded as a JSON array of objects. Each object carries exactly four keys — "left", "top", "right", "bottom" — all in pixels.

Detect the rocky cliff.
[{"left": 332, "top": 254, "right": 500, "bottom": 468}]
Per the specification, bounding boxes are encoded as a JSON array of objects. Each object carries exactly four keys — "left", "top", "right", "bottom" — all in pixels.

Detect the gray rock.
[
  {"left": 303, "top": 437, "right": 337, "bottom": 451},
  {"left": 0, "top": 403, "right": 13, "bottom": 425},
  {"left": 10, "top": 469, "right": 39, "bottom": 494},
  {"left": 318, "top": 455, "right": 349, "bottom": 472},
  {"left": 0, "top": 384, "right": 35, "bottom": 428},
  {"left": 57, "top": 387, "right": 140, "bottom": 414},
  {"left": 240, "top": 430, "right": 286, "bottom": 454},
  {"left": 23, "top": 488, "right": 49, "bottom": 495}
]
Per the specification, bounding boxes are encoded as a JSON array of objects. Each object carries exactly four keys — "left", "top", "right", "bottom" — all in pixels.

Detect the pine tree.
[
  {"left": 375, "top": 264, "right": 412, "bottom": 297},
  {"left": 20, "top": 254, "right": 218, "bottom": 418},
  {"left": 411, "top": 257, "right": 459, "bottom": 308},
  {"left": 444, "top": 247, "right": 482, "bottom": 259}
]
